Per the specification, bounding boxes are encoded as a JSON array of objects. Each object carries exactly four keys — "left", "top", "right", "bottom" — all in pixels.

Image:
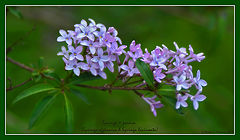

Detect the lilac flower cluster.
[
  {"left": 57, "top": 18, "right": 126, "bottom": 78},
  {"left": 57, "top": 19, "right": 207, "bottom": 117},
  {"left": 120, "top": 41, "right": 207, "bottom": 115}
]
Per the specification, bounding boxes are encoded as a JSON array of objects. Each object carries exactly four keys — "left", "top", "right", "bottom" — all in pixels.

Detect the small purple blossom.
[
  {"left": 128, "top": 40, "right": 143, "bottom": 61},
  {"left": 57, "top": 46, "right": 69, "bottom": 59},
  {"left": 194, "top": 70, "right": 207, "bottom": 91},
  {"left": 68, "top": 46, "right": 84, "bottom": 61},
  {"left": 191, "top": 93, "right": 206, "bottom": 110},
  {"left": 81, "top": 40, "right": 99, "bottom": 54},
  {"left": 173, "top": 74, "right": 190, "bottom": 91},
  {"left": 120, "top": 59, "right": 139, "bottom": 77},
  {"left": 153, "top": 68, "right": 166, "bottom": 83},
  {"left": 142, "top": 95, "right": 164, "bottom": 117},
  {"left": 65, "top": 59, "right": 82, "bottom": 76},
  {"left": 57, "top": 30, "right": 72, "bottom": 45},
  {"left": 91, "top": 48, "right": 110, "bottom": 71},
  {"left": 176, "top": 94, "right": 188, "bottom": 109}
]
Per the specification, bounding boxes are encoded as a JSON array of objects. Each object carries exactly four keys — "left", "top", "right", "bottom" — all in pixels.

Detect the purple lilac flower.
[
  {"left": 150, "top": 49, "right": 167, "bottom": 71},
  {"left": 75, "top": 20, "right": 96, "bottom": 41},
  {"left": 194, "top": 70, "right": 207, "bottom": 91},
  {"left": 107, "top": 27, "right": 122, "bottom": 44},
  {"left": 141, "top": 48, "right": 152, "bottom": 63},
  {"left": 81, "top": 40, "right": 99, "bottom": 54},
  {"left": 128, "top": 40, "right": 143, "bottom": 61},
  {"left": 191, "top": 93, "right": 206, "bottom": 110},
  {"left": 85, "top": 55, "right": 99, "bottom": 76},
  {"left": 142, "top": 95, "right": 164, "bottom": 117},
  {"left": 102, "top": 33, "right": 115, "bottom": 48},
  {"left": 57, "top": 46, "right": 69, "bottom": 59},
  {"left": 120, "top": 59, "right": 139, "bottom": 77},
  {"left": 65, "top": 59, "right": 82, "bottom": 76},
  {"left": 176, "top": 94, "right": 188, "bottom": 109},
  {"left": 174, "top": 42, "right": 188, "bottom": 58},
  {"left": 188, "top": 45, "right": 205, "bottom": 62},
  {"left": 109, "top": 41, "right": 127, "bottom": 55},
  {"left": 57, "top": 30, "right": 72, "bottom": 45},
  {"left": 105, "top": 55, "right": 116, "bottom": 72},
  {"left": 93, "top": 25, "right": 107, "bottom": 44},
  {"left": 68, "top": 46, "right": 84, "bottom": 61},
  {"left": 91, "top": 48, "right": 110, "bottom": 71},
  {"left": 173, "top": 74, "right": 190, "bottom": 91},
  {"left": 153, "top": 68, "right": 166, "bottom": 83}
]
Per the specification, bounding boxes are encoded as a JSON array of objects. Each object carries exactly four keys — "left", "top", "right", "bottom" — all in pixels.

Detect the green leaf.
[
  {"left": 13, "top": 83, "right": 56, "bottom": 104},
  {"left": 43, "top": 72, "right": 61, "bottom": 84},
  {"left": 29, "top": 94, "right": 58, "bottom": 129},
  {"left": 64, "top": 93, "right": 73, "bottom": 132},
  {"left": 162, "top": 95, "right": 184, "bottom": 115},
  {"left": 8, "top": 7, "right": 23, "bottom": 19},
  {"left": 70, "top": 89, "right": 90, "bottom": 105},
  {"left": 68, "top": 72, "right": 100, "bottom": 85},
  {"left": 38, "top": 57, "right": 44, "bottom": 68},
  {"left": 135, "top": 58, "right": 154, "bottom": 88}
]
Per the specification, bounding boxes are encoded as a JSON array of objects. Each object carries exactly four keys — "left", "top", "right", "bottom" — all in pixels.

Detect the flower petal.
[
  {"left": 193, "top": 101, "right": 199, "bottom": 110},
  {"left": 99, "top": 71, "right": 107, "bottom": 79},
  {"left": 99, "top": 61, "right": 104, "bottom": 71},
  {"left": 89, "top": 46, "right": 96, "bottom": 54},
  {"left": 76, "top": 54, "right": 84, "bottom": 61},
  {"left": 65, "top": 65, "right": 73, "bottom": 70},
  {"left": 199, "top": 79, "right": 207, "bottom": 86},
  {"left": 66, "top": 39, "right": 72, "bottom": 45},
  {"left": 57, "top": 36, "right": 65, "bottom": 42},
  {"left": 176, "top": 102, "right": 180, "bottom": 109},
  {"left": 81, "top": 19, "right": 87, "bottom": 27},
  {"left": 73, "top": 68, "right": 80, "bottom": 76},
  {"left": 59, "top": 30, "right": 67, "bottom": 36},
  {"left": 120, "top": 65, "right": 129, "bottom": 71},
  {"left": 196, "top": 95, "right": 206, "bottom": 102},
  {"left": 181, "top": 101, "right": 188, "bottom": 107},
  {"left": 90, "top": 67, "right": 97, "bottom": 76}
]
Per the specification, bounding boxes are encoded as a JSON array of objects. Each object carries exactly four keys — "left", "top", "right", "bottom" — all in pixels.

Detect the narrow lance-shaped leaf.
[
  {"left": 64, "top": 93, "right": 73, "bottom": 132},
  {"left": 135, "top": 58, "right": 154, "bottom": 88},
  {"left": 29, "top": 94, "right": 58, "bottom": 129},
  {"left": 13, "top": 83, "right": 56, "bottom": 104},
  {"left": 70, "top": 89, "right": 90, "bottom": 105},
  {"left": 8, "top": 7, "right": 23, "bottom": 19},
  {"left": 162, "top": 95, "right": 184, "bottom": 115}
]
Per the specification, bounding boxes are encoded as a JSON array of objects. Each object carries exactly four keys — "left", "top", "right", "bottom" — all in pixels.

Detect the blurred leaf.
[
  {"left": 135, "top": 58, "right": 154, "bottom": 88},
  {"left": 38, "top": 57, "right": 44, "bottom": 68},
  {"left": 8, "top": 7, "right": 23, "bottom": 19},
  {"left": 64, "top": 93, "right": 73, "bottom": 132},
  {"left": 13, "top": 83, "right": 56, "bottom": 104},
  {"left": 162, "top": 95, "right": 184, "bottom": 115},
  {"left": 70, "top": 89, "right": 90, "bottom": 105},
  {"left": 42, "top": 72, "right": 61, "bottom": 84},
  {"left": 68, "top": 72, "right": 100, "bottom": 85},
  {"left": 29, "top": 94, "right": 58, "bottom": 129}
]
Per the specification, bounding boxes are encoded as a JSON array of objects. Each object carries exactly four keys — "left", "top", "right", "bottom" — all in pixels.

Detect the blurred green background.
[{"left": 6, "top": 6, "right": 234, "bottom": 134}]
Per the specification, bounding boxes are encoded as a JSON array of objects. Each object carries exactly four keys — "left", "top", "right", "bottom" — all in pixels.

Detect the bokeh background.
[{"left": 6, "top": 6, "right": 234, "bottom": 134}]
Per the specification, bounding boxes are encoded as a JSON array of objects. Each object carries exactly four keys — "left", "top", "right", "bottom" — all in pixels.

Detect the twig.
[
  {"left": 7, "top": 56, "right": 34, "bottom": 72},
  {"left": 75, "top": 84, "right": 149, "bottom": 91},
  {"left": 7, "top": 77, "right": 13, "bottom": 89},
  {"left": 7, "top": 25, "right": 36, "bottom": 54},
  {"left": 133, "top": 90, "right": 143, "bottom": 97},
  {"left": 7, "top": 78, "right": 32, "bottom": 92}
]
